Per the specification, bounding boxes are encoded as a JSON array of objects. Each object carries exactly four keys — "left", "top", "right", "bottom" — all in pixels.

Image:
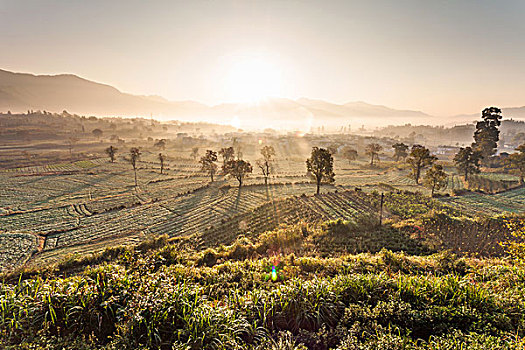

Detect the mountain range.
[{"left": 1, "top": 68, "right": 524, "bottom": 130}]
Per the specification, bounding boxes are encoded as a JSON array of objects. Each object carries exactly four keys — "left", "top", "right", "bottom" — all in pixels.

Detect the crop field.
[
  {"left": 439, "top": 186, "right": 525, "bottom": 215},
  {"left": 0, "top": 154, "right": 522, "bottom": 270}
]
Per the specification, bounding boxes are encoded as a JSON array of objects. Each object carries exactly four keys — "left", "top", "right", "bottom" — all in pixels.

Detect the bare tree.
[
  {"left": 365, "top": 143, "right": 382, "bottom": 166},
  {"left": 129, "top": 147, "right": 141, "bottom": 187},
  {"left": 256, "top": 145, "right": 276, "bottom": 185}
]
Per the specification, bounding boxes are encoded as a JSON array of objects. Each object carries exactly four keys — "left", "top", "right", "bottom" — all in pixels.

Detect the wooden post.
[{"left": 379, "top": 192, "right": 384, "bottom": 226}]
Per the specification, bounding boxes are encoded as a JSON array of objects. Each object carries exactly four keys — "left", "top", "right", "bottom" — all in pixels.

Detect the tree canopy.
[{"left": 306, "top": 147, "right": 335, "bottom": 194}]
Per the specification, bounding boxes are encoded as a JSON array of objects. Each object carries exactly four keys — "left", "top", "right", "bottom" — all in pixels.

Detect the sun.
[{"left": 225, "top": 55, "right": 283, "bottom": 103}]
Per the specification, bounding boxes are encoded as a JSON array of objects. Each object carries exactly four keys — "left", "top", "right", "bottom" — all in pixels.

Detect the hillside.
[{"left": 0, "top": 69, "right": 436, "bottom": 129}]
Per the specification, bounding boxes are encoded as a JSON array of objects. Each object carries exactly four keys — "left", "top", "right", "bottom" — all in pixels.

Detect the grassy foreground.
[{"left": 1, "top": 223, "right": 525, "bottom": 350}]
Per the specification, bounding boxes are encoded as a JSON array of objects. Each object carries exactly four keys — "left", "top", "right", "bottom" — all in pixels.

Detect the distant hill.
[{"left": 8, "top": 68, "right": 525, "bottom": 130}]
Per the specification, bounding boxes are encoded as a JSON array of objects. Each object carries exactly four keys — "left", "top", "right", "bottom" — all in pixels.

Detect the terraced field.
[{"left": 1, "top": 155, "right": 521, "bottom": 270}]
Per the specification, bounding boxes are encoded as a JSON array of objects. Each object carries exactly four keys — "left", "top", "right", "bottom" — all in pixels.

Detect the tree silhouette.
[
  {"left": 423, "top": 164, "right": 448, "bottom": 197},
  {"left": 365, "top": 143, "right": 382, "bottom": 166},
  {"left": 158, "top": 153, "right": 166, "bottom": 174},
  {"left": 306, "top": 147, "right": 335, "bottom": 194},
  {"left": 453, "top": 146, "right": 482, "bottom": 181},
  {"left": 505, "top": 144, "right": 525, "bottom": 185},
  {"left": 129, "top": 147, "right": 141, "bottom": 187},
  {"left": 105, "top": 146, "right": 118, "bottom": 163},
  {"left": 200, "top": 150, "right": 218, "bottom": 182},
  {"left": 392, "top": 142, "right": 409, "bottom": 161},
  {"left": 223, "top": 159, "right": 252, "bottom": 188},
  {"left": 472, "top": 107, "right": 502, "bottom": 165},
  {"left": 407, "top": 145, "right": 436, "bottom": 184},
  {"left": 256, "top": 145, "right": 276, "bottom": 185}
]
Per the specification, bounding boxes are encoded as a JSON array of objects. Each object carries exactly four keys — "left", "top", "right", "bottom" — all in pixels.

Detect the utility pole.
[{"left": 379, "top": 192, "right": 384, "bottom": 226}]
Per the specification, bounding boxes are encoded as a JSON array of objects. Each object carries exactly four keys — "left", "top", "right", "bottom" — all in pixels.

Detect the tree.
[
  {"left": 423, "top": 164, "right": 448, "bottom": 197},
  {"left": 129, "top": 147, "right": 141, "bottom": 187},
  {"left": 505, "top": 144, "right": 525, "bottom": 185},
  {"left": 105, "top": 146, "right": 118, "bottom": 163},
  {"left": 92, "top": 128, "right": 103, "bottom": 140},
  {"left": 191, "top": 147, "right": 199, "bottom": 160},
  {"left": 223, "top": 159, "right": 252, "bottom": 188},
  {"left": 158, "top": 153, "right": 166, "bottom": 174},
  {"left": 392, "top": 142, "right": 409, "bottom": 161},
  {"left": 200, "top": 150, "right": 218, "bottom": 182},
  {"left": 154, "top": 139, "right": 166, "bottom": 150},
  {"left": 341, "top": 146, "right": 358, "bottom": 165},
  {"left": 256, "top": 145, "right": 276, "bottom": 185},
  {"left": 219, "top": 147, "right": 235, "bottom": 169},
  {"left": 406, "top": 145, "right": 437, "bottom": 184},
  {"left": 306, "top": 147, "right": 335, "bottom": 194},
  {"left": 365, "top": 143, "right": 382, "bottom": 166},
  {"left": 472, "top": 107, "right": 502, "bottom": 165},
  {"left": 453, "top": 146, "right": 482, "bottom": 181}
]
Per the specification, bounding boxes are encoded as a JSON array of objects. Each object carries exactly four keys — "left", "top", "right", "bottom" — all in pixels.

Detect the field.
[
  {"left": 1, "top": 140, "right": 524, "bottom": 349},
  {"left": 1, "top": 148, "right": 523, "bottom": 271}
]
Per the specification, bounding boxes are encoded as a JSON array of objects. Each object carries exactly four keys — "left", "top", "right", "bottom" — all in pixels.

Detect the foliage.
[
  {"left": 340, "top": 146, "right": 358, "bottom": 164},
  {"left": 223, "top": 159, "right": 253, "bottom": 187},
  {"left": 501, "top": 217, "right": 525, "bottom": 263},
  {"left": 454, "top": 146, "right": 482, "bottom": 181},
  {"left": 406, "top": 145, "right": 437, "bottom": 184},
  {"left": 423, "top": 164, "right": 447, "bottom": 197},
  {"left": 392, "top": 142, "right": 409, "bottom": 161},
  {"left": 306, "top": 147, "right": 335, "bottom": 194},
  {"left": 505, "top": 144, "right": 525, "bottom": 184},
  {"left": 200, "top": 150, "right": 218, "bottom": 182},
  {"left": 219, "top": 147, "right": 235, "bottom": 168},
  {"left": 473, "top": 107, "right": 502, "bottom": 166}
]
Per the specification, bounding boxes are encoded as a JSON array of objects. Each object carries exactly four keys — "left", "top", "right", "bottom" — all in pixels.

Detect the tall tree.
[
  {"left": 472, "top": 107, "right": 502, "bottom": 165},
  {"left": 423, "top": 164, "right": 448, "bottom": 197},
  {"left": 306, "top": 147, "right": 335, "bottom": 194},
  {"left": 453, "top": 146, "right": 482, "bottom": 181},
  {"left": 105, "top": 146, "right": 118, "bottom": 163},
  {"left": 256, "top": 145, "right": 276, "bottom": 185},
  {"left": 505, "top": 144, "right": 525, "bottom": 185},
  {"left": 219, "top": 147, "right": 235, "bottom": 169},
  {"left": 392, "top": 142, "right": 409, "bottom": 161},
  {"left": 341, "top": 146, "right": 358, "bottom": 165},
  {"left": 223, "top": 159, "right": 252, "bottom": 188},
  {"left": 158, "top": 153, "right": 166, "bottom": 174},
  {"left": 129, "top": 147, "right": 141, "bottom": 187},
  {"left": 407, "top": 145, "right": 437, "bottom": 184},
  {"left": 67, "top": 137, "right": 78, "bottom": 159},
  {"left": 200, "top": 150, "right": 218, "bottom": 182},
  {"left": 365, "top": 143, "right": 382, "bottom": 166}
]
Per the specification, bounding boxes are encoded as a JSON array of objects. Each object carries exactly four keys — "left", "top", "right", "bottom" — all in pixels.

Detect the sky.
[{"left": 1, "top": 0, "right": 525, "bottom": 116}]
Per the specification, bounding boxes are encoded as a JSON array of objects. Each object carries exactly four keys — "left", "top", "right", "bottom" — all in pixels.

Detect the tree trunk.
[
  {"left": 211, "top": 172, "right": 214, "bottom": 182},
  {"left": 370, "top": 154, "right": 374, "bottom": 166},
  {"left": 134, "top": 167, "right": 138, "bottom": 187},
  {"left": 316, "top": 178, "right": 321, "bottom": 194},
  {"left": 415, "top": 167, "right": 421, "bottom": 184},
  {"left": 264, "top": 176, "right": 268, "bottom": 185}
]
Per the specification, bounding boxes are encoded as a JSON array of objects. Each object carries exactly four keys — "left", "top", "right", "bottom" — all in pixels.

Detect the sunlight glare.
[{"left": 225, "top": 55, "right": 283, "bottom": 103}]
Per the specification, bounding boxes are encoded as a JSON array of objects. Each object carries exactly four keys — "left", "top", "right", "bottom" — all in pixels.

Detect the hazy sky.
[{"left": 1, "top": 0, "right": 525, "bottom": 116}]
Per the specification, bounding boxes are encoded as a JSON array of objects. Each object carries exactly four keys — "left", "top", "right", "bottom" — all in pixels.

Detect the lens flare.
[{"left": 271, "top": 265, "right": 278, "bottom": 282}]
